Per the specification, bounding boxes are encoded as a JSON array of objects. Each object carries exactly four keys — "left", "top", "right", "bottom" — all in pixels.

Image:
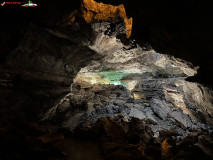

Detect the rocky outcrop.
[
  {"left": 82, "top": 0, "right": 132, "bottom": 38},
  {"left": 122, "top": 1, "right": 213, "bottom": 87},
  {"left": 64, "top": 0, "right": 133, "bottom": 38},
  {"left": 5, "top": 24, "right": 100, "bottom": 80},
  {"left": 74, "top": 115, "right": 213, "bottom": 160},
  {"left": 43, "top": 21, "right": 213, "bottom": 141},
  {"left": 75, "top": 114, "right": 157, "bottom": 160}
]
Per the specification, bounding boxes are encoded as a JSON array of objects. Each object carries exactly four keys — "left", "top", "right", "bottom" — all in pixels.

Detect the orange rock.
[
  {"left": 81, "top": 0, "right": 133, "bottom": 38},
  {"left": 161, "top": 139, "right": 173, "bottom": 159},
  {"left": 138, "top": 145, "right": 145, "bottom": 157},
  {"left": 62, "top": 10, "right": 78, "bottom": 25}
]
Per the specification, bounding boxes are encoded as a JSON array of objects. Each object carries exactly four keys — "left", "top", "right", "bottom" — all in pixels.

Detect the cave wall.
[
  {"left": 124, "top": 0, "right": 213, "bottom": 86},
  {"left": 84, "top": 0, "right": 213, "bottom": 86}
]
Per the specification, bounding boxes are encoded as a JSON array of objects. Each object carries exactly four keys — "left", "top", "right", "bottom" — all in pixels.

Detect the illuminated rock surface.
[
  {"left": 81, "top": 0, "right": 133, "bottom": 38},
  {"left": 64, "top": 0, "right": 133, "bottom": 38},
  {"left": 43, "top": 20, "right": 213, "bottom": 155}
]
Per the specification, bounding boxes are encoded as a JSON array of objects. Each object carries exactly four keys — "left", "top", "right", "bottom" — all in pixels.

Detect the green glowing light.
[
  {"left": 78, "top": 66, "right": 138, "bottom": 88},
  {"left": 97, "top": 71, "right": 128, "bottom": 88},
  {"left": 99, "top": 71, "right": 126, "bottom": 81}
]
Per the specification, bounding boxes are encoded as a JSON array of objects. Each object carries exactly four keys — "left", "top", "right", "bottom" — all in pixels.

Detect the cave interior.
[{"left": 0, "top": 0, "right": 213, "bottom": 160}]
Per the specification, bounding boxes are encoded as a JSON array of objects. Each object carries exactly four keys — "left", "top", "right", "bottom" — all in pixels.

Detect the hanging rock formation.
[{"left": 64, "top": 0, "right": 133, "bottom": 38}]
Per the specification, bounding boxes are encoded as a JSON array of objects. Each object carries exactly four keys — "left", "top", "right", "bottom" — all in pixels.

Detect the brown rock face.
[
  {"left": 75, "top": 115, "right": 156, "bottom": 160},
  {"left": 81, "top": 0, "right": 133, "bottom": 38}
]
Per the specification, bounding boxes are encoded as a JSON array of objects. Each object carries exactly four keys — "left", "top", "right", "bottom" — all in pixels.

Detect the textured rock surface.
[
  {"left": 0, "top": 22, "right": 101, "bottom": 159},
  {"left": 81, "top": 0, "right": 132, "bottom": 38},
  {"left": 74, "top": 114, "right": 213, "bottom": 160},
  {"left": 63, "top": 0, "right": 133, "bottom": 38},
  {"left": 43, "top": 21, "right": 213, "bottom": 141},
  {"left": 5, "top": 24, "right": 100, "bottom": 80},
  {"left": 75, "top": 115, "right": 156, "bottom": 160}
]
